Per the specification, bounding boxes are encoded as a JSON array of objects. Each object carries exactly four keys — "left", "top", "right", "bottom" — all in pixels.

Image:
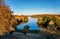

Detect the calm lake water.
[{"left": 17, "top": 17, "right": 42, "bottom": 30}]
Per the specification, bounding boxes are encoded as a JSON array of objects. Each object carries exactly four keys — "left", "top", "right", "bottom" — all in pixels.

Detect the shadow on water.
[
  {"left": 0, "top": 17, "right": 59, "bottom": 39},
  {"left": 17, "top": 17, "right": 42, "bottom": 30}
]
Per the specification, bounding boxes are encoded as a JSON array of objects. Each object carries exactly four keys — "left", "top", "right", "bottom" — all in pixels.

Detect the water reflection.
[{"left": 17, "top": 17, "right": 42, "bottom": 30}]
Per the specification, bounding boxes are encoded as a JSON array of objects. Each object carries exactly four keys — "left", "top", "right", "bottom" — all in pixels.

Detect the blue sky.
[{"left": 5, "top": 0, "right": 60, "bottom": 15}]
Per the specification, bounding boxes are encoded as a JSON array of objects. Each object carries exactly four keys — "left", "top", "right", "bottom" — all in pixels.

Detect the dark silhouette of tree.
[
  {"left": 56, "top": 27, "right": 60, "bottom": 31},
  {"left": 15, "top": 19, "right": 23, "bottom": 25},
  {"left": 37, "top": 16, "right": 51, "bottom": 28},
  {"left": 55, "top": 18, "right": 60, "bottom": 27},
  {"left": 23, "top": 25, "right": 30, "bottom": 35},
  {"left": 42, "top": 16, "right": 51, "bottom": 28},
  {"left": 9, "top": 19, "right": 23, "bottom": 34},
  {"left": 57, "top": 27, "right": 60, "bottom": 30}
]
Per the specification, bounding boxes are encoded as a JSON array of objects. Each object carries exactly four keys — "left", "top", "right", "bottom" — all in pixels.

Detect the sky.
[{"left": 5, "top": 0, "right": 60, "bottom": 15}]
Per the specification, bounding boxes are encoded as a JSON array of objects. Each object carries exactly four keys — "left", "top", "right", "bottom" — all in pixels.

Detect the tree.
[
  {"left": 0, "top": 0, "right": 6, "bottom": 6},
  {"left": 43, "top": 16, "right": 51, "bottom": 28},
  {"left": 23, "top": 25, "right": 30, "bottom": 35}
]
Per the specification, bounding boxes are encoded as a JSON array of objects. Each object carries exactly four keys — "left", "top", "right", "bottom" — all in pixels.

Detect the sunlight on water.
[{"left": 17, "top": 17, "right": 43, "bottom": 30}]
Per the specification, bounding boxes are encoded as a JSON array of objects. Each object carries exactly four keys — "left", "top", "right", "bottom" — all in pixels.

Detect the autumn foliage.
[{"left": 0, "top": 0, "right": 28, "bottom": 35}]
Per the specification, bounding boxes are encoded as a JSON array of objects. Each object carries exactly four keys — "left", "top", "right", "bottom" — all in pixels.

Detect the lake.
[{"left": 17, "top": 17, "right": 43, "bottom": 30}]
